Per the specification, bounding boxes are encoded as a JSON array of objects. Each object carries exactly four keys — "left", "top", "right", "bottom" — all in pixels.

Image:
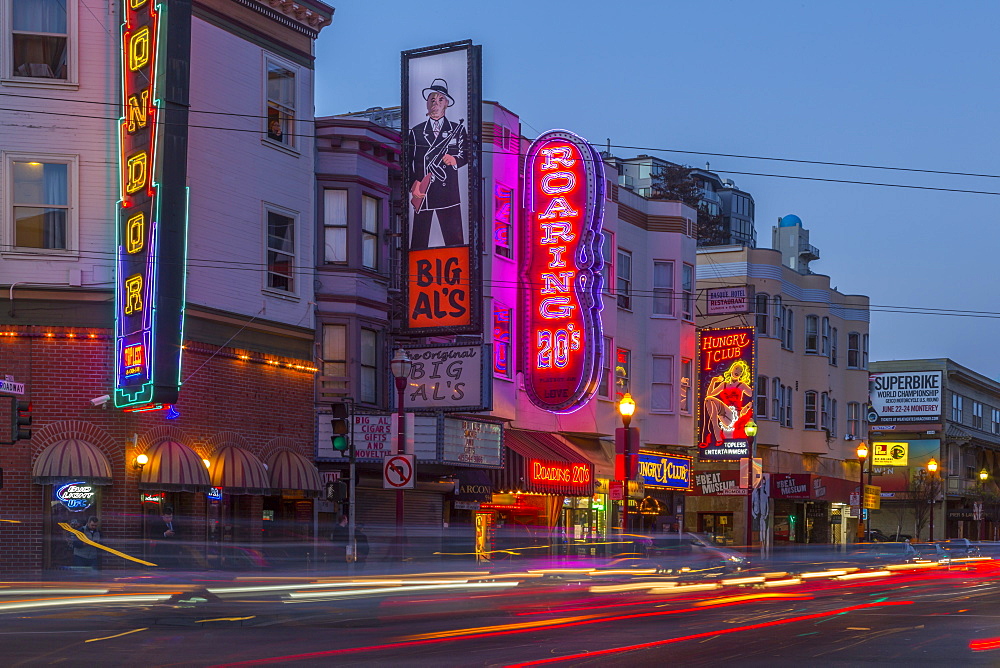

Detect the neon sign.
[
  {"left": 522, "top": 130, "right": 605, "bottom": 413},
  {"left": 528, "top": 459, "right": 593, "bottom": 488},
  {"left": 114, "top": 0, "right": 189, "bottom": 408},
  {"left": 697, "top": 327, "right": 755, "bottom": 460},
  {"left": 55, "top": 481, "right": 96, "bottom": 510},
  {"left": 638, "top": 451, "right": 692, "bottom": 490}
]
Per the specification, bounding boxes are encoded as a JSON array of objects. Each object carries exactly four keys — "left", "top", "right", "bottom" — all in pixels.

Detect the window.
[
  {"left": 321, "top": 324, "right": 347, "bottom": 392},
  {"left": 805, "top": 315, "right": 819, "bottom": 353},
  {"left": 10, "top": 0, "right": 69, "bottom": 80},
  {"left": 9, "top": 158, "right": 71, "bottom": 250},
  {"left": 848, "top": 402, "right": 861, "bottom": 439},
  {"left": 682, "top": 263, "right": 694, "bottom": 320},
  {"left": 361, "top": 195, "right": 379, "bottom": 270},
  {"left": 804, "top": 391, "right": 818, "bottom": 429},
  {"left": 772, "top": 377, "right": 781, "bottom": 421},
  {"left": 756, "top": 375, "right": 769, "bottom": 418},
  {"left": 993, "top": 408, "right": 1000, "bottom": 435},
  {"left": 680, "top": 358, "right": 692, "bottom": 413},
  {"left": 323, "top": 189, "right": 347, "bottom": 263},
  {"left": 652, "top": 261, "right": 674, "bottom": 315},
  {"left": 494, "top": 184, "right": 513, "bottom": 259},
  {"left": 847, "top": 332, "right": 860, "bottom": 368},
  {"left": 784, "top": 386, "right": 793, "bottom": 427},
  {"left": 616, "top": 249, "right": 632, "bottom": 309},
  {"left": 820, "top": 392, "right": 830, "bottom": 432},
  {"left": 973, "top": 401, "right": 984, "bottom": 429},
  {"left": 266, "top": 209, "right": 295, "bottom": 292},
  {"left": 265, "top": 59, "right": 295, "bottom": 147},
  {"left": 601, "top": 233, "right": 614, "bottom": 294},
  {"left": 755, "top": 293, "right": 769, "bottom": 335},
  {"left": 821, "top": 317, "right": 830, "bottom": 357},
  {"left": 492, "top": 303, "right": 512, "bottom": 378},
  {"left": 651, "top": 355, "right": 673, "bottom": 412},
  {"left": 360, "top": 327, "right": 377, "bottom": 404},
  {"left": 952, "top": 393, "right": 964, "bottom": 423},
  {"left": 598, "top": 336, "right": 612, "bottom": 397},
  {"left": 615, "top": 347, "right": 631, "bottom": 396},
  {"left": 783, "top": 307, "right": 794, "bottom": 350},
  {"left": 830, "top": 327, "right": 838, "bottom": 365},
  {"left": 862, "top": 334, "right": 869, "bottom": 369},
  {"left": 772, "top": 296, "right": 783, "bottom": 340},
  {"left": 831, "top": 399, "right": 838, "bottom": 437}
]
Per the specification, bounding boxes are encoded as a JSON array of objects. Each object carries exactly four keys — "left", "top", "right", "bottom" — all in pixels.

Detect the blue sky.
[{"left": 314, "top": 1, "right": 1000, "bottom": 379}]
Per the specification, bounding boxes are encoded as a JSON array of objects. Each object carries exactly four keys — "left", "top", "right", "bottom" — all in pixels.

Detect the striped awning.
[
  {"left": 491, "top": 429, "right": 595, "bottom": 496},
  {"left": 266, "top": 449, "right": 323, "bottom": 496},
  {"left": 209, "top": 446, "right": 272, "bottom": 495},
  {"left": 139, "top": 440, "right": 211, "bottom": 492},
  {"left": 32, "top": 439, "right": 113, "bottom": 484}
]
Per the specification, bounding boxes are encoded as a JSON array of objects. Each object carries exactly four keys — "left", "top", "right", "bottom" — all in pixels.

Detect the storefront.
[
  {"left": 262, "top": 449, "right": 324, "bottom": 567},
  {"left": 686, "top": 468, "right": 745, "bottom": 545},
  {"left": 487, "top": 429, "right": 596, "bottom": 558},
  {"left": 769, "top": 473, "right": 856, "bottom": 545},
  {"left": 32, "top": 439, "right": 114, "bottom": 570},
  {"left": 635, "top": 451, "right": 692, "bottom": 533}
]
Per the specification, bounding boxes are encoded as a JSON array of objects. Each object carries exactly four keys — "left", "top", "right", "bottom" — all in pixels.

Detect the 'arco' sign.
[{"left": 522, "top": 130, "right": 605, "bottom": 413}]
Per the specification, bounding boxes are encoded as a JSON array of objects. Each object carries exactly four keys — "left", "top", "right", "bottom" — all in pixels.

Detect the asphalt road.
[{"left": 2, "top": 562, "right": 999, "bottom": 666}]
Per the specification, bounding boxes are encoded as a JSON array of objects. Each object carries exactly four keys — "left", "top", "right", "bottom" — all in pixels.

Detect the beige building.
[{"left": 691, "top": 215, "right": 870, "bottom": 547}]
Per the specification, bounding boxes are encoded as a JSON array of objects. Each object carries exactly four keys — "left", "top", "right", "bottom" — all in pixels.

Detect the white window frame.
[
  {"left": 830, "top": 327, "right": 838, "bottom": 366},
  {"left": 805, "top": 315, "right": 819, "bottom": 353},
  {"left": 783, "top": 307, "right": 794, "bottom": 350},
  {"left": 952, "top": 393, "right": 964, "bottom": 423},
  {"left": 321, "top": 323, "right": 348, "bottom": 393},
  {"left": 650, "top": 355, "right": 674, "bottom": 413},
  {"left": 804, "top": 390, "right": 818, "bottom": 429},
  {"left": 3, "top": 0, "right": 78, "bottom": 87},
  {"left": 361, "top": 193, "right": 379, "bottom": 270},
  {"left": 359, "top": 326, "right": 378, "bottom": 404},
  {"left": 601, "top": 232, "right": 614, "bottom": 295},
  {"left": 598, "top": 336, "right": 613, "bottom": 398},
  {"left": 973, "top": 401, "right": 984, "bottom": 429},
  {"left": 263, "top": 53, "right": 298, "bottom": 151},
  {"left": 681, "top": 263, "right": 694, "bottom": 320},
  {"left": 263, "top": 202, "right": 298, "bottom": 296},
  {"left": 616, "top": 248, "right": 632, "bottom": 310},
  {"left": 756, "top": 375, "right": 769, "bottom": 419},
  {"left": 847, "top": 332, "right": 861, "bottom": 368},
  {"left": 652, "top": 260, "right": 674, "bottom": 316},
  {"left": 322, "top": 188, "right": 348, "bottom": 264},
  {"left": 848, "top": 402, "right": 860, "bottom": 438},
  {"left": 755, "top": 293, "right": 769, "bottom": 336},
  {"left": 821, "top": 317, "right": 831, "bottom": 357},
  {"left": 615, "top": 347, "right": 631, "bottom": 396},
  {"left": 784, "top": 385, "right": 793, "bottom": 427},
  {"left": 680, "top": 358, "right": 692, "bottom": 414},
  {"left": 3, "top": 152, "right": 79, "bottom": 256},
  {"left": 492, "top": 302, "right": 513, "bottom": 380}
]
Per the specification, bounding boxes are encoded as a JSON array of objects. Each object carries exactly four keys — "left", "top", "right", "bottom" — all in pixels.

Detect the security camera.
[{"left": 90, "top": 395, "right": 111, "bottom": 407}]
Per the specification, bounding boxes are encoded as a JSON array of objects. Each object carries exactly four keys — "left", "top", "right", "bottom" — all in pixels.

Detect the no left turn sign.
[{"left": 383, "top": 454, "right": 415, "bottom": 489}]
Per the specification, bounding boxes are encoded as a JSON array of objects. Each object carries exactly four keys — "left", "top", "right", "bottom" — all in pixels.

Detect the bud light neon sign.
[
  {"left": 522, "top": 130, "right": 605, "bottom": 413},
  {"left": 55, "top": 481, "right": 96, "bottom": 511}
]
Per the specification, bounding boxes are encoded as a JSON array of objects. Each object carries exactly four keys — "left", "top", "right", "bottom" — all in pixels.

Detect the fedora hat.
[{"left": 421, "top": 78, "right": 455, "bottom": 106}]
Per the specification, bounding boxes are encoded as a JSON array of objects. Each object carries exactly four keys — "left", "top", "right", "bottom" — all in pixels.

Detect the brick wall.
[{"left": 0, "top": 326, "right": 314, "bottom": 574}]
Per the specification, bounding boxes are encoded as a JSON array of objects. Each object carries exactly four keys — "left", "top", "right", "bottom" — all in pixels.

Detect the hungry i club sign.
[{"left": 521, "top": 130, "right": 605, "bottom": 413}]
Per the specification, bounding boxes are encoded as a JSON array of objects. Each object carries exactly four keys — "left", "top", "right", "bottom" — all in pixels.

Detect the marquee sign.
[
  {"left": 697, "top": 327, "right": 755, "bottom": 460},
  {"left": 522, "top": 130, "right": 605, "bottom": 413},
  {"left": 114, "top": 0, "right": 190, "bottom": 408},
  {"left": 637, "top": 451, "right": 692, "bottom": 490},
  {"left": 528, "top": 459, "right": 593, "bottom": 489}
]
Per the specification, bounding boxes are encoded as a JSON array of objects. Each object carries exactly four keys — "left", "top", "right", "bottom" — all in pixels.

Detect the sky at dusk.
[{"left": 314, "top": 1, "right": 1000, "bottom": 379}]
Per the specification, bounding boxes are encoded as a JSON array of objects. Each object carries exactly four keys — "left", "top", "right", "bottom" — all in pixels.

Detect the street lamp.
[
  {"left": 856, "top": 442, "right": 869, "bottom": 541},
  {"left": 745, "top": 420, "right": 759, "bottom": 550},
  {"left": 390, "top": 348, "right": 413, "bottom": 558},
  {"left": 618, "top": 393, "right": 636, "bottom": 534},
  {"left": 979, "top": 468, "right": 989, "bottom": 541},
  {"left": 927, "top": 458, "right": 939, "bottom": 542}
]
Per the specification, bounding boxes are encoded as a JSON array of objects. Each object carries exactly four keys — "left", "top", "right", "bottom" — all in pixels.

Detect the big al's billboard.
[
  {"left": 521, "top": 130, "right": 605, "bottom": 413},
  {"left": 698, "top": 327, "right": 755, "bottom": 460},
  {"left": 402, "top": 41, "right": 483, "bottom": 335},
  {"left": 114, "top": 0, "right": 190, "bottom": 408}
]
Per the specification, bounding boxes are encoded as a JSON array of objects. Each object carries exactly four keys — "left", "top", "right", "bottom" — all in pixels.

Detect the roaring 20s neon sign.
[{"left": 522, "top": 130, "right": 605, "bottom": 413}]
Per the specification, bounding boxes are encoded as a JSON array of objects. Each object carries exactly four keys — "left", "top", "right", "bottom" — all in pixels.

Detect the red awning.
[
  {"left": 492, "top": 429, "right": 595, "bottom": 496},
  {"left": 32, "top": 439, "right": 113, "bottom": 484},
  {"left": 266, "top": 449, "right": 322, "bottom": 496},
  {"left": 139, "top": 440, "right": 211, "bottom": 492}
]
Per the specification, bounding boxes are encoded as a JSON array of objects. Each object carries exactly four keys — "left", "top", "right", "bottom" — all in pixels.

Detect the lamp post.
[
  {"left": 927, "top": 458, "right": 939, "bottom": 542},
  {"left": 979, "top": 468, "right": 989, "bottom": 541},
  {"left": 856, "top": 442, "right": 869, "bottom": 541},
  {"left": 618, "top": 393, "right": 636, "bottom": 534},
  {"left": 744, "top": 420, "right": 758, "bottom": 550},
  {"left": 390, "top": 348, "right": 412, "bottom": 559}
]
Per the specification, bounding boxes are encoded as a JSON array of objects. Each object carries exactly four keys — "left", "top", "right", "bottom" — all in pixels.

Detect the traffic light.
[
  {"left": 330, "top": 402, "right": 350, "bottom": 453},
  {"left": 13, "top": 400, "right": 31, "bottom": 442}
]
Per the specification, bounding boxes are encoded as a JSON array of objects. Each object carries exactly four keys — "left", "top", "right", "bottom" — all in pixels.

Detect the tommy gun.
[{"left": 411, "top": 118, "right": 465, "bottom": 211}]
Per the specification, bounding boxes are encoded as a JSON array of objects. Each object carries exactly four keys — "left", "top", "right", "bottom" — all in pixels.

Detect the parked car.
[
  {"left": 845, "top": 542, "right": 919, "bottom": 565},
  {"left": 936, "top": 538, "right": 981, "bottom": 558},
  {"left": 602, "top": 532, "right": 748, "bottom": 576},
  {"left": 864, "top": 528, "right": 912, "bottom": 542}
]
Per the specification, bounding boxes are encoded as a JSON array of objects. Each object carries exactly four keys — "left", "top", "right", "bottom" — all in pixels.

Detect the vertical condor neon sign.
[
  {"left": 522, "top": 130, "right": 605, "bottom": 413},
  {"left": 115, "top": 0, "right": 190, "bottom": 407}
]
